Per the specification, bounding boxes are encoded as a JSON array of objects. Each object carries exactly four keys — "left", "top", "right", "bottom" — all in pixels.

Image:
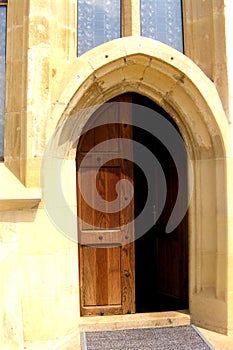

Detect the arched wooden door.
[
  {"left": 76, "top": 93, "right": 188, "bottom": 316},
  {"left": 76, "top": 94, "right": 135, "bottom": 316}
]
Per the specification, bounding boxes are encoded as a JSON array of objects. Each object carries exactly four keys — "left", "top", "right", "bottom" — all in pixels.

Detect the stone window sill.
[{"left": 0, "top": 163, "right": 41, "bottom": 210}]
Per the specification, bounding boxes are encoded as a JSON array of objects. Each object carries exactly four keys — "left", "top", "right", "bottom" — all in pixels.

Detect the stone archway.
[{"left": 46, "top": 36, "right": 231, "bottom": 333}]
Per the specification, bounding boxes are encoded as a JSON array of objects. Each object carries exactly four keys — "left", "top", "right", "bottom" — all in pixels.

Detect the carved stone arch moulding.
[{"left": 50, "top": 36, "right": 229, "bottom": 159}]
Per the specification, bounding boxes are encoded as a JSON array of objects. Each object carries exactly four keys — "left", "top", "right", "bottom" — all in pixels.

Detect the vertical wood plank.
[
  {"left": 108, "top": 247, "right": 121, "bottom": 305},
  {"left": 96, "top": 248, "right": 108, "bottom": 305},
  {"left": 122, "top": 242, "right": 135, "bottom": 314},
  {"left": 83, "top": 246, "right": 96, "bottom": 306}
]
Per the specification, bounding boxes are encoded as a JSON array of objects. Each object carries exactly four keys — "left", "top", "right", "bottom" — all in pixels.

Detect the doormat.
[{"left": 81, "top": 325, "right": 215, "bottom": 350}]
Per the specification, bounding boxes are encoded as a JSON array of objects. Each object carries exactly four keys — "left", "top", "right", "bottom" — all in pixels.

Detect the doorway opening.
[
  {"left": 132, "top": 93, "right": 189, "bottom": 313},
  {"left": 76, "top": 93, "right": 189, "bottom": 316}
]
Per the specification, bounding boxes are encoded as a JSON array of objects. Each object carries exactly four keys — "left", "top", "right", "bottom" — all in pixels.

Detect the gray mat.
[{"left": 81, "top": 325, "right": 215, "bottom": 350}]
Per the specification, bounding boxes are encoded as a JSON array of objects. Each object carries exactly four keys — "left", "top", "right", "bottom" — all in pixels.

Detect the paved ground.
[
  {"left": 197, "top": 327, "right": 233, "bottom": 350},
  {"left": 82, "top": 326, "right": 214, "bottom": 350},
  {"left": 23, "top": 326, "right": 233, "bottom": 349}
]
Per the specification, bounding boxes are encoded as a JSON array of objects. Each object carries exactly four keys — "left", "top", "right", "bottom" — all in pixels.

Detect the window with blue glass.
[
  {"left": 78, "top": 0, "right": 121, "bottom": 56},
  {"left": 0, "top": 3, "right": 7, "bottom": 159},
  {"left": 141, "top": 0, "right": 184, "bottom": 52}
]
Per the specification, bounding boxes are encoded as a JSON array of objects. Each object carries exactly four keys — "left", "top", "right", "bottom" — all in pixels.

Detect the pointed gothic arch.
[{"left": 46, "top": 36, "right": 230, "bottom": 333}]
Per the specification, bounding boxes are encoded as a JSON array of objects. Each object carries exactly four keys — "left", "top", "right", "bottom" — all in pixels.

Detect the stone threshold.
[{"left": 79, "top": 310, "right": 191, "bottom": 333}]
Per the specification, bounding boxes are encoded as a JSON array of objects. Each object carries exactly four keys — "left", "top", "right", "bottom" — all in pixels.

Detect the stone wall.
[
  {"left": 0, "top": 211, "right": 24, "bottom": 350},
  {"left": 0, "top": 1, "right": 233, "bottom": 348}
]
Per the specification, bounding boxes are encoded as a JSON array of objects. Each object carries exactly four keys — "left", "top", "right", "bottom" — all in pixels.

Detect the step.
[{"left": 79, "top": 311, "right": 190, "bottom": 333}]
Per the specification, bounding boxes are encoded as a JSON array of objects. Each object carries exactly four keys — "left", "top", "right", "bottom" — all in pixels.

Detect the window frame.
[
  {"left": 77, "top": 0, "right": 141, "bottom": 56},
  {"left": 77, "top": 0, "right": 184, "bottom": 57},
  {"left": 0, "top": 0, "right": 7, "bottom": 161},
  {"left": 77, "top": 0, "right": 122, "bottom": 56},
  {"left": 140, "top": 0, "right": 184, "bottom": 53}
]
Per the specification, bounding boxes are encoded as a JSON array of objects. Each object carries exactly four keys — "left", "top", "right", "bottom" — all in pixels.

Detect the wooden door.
[{"left": 76, "top": 95, "right": 135, "bottom": 316}]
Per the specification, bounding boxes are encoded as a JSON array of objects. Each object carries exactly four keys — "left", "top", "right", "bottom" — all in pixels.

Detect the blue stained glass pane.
[
  {"left": 0, "top": 5, "right": 6, "bottom": 159},
  {"left": 141, "top": 0, "right": 184, "bottom": 52},
  {"left": 78, "top": 0, "right": 121, "bottom": 56}
]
